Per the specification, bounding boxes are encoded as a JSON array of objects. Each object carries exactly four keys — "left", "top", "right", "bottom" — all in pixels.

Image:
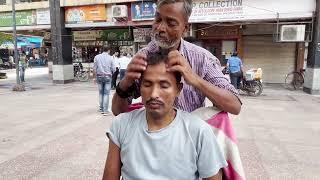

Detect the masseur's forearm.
[
  {"left": 111, "top": 80, "right": 130, "bottom": 116},
  {"left": 111, "top": 94, "right": 129, "bottom": 116},
  {"left": 193, "top": 76, "right": 241, "bottom": 115}
]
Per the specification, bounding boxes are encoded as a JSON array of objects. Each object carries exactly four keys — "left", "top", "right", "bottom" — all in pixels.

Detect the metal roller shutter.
[{"left": 243, "top": 35, "right": 296, "bottom": 83}]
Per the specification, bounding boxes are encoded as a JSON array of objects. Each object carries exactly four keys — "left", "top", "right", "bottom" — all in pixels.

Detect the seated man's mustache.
[{"left": 146, "top": 98, "right": 164, "bottom": 105}]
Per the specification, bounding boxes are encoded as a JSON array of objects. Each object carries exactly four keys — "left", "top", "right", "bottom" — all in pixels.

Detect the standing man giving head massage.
[{"left": 112, "top": 0, "right": 242, "bottom": 115}]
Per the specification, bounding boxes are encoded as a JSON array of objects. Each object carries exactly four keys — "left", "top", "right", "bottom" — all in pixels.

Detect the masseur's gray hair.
[{"left": 156, "top": 0, "right": 193, "bottom": 22}]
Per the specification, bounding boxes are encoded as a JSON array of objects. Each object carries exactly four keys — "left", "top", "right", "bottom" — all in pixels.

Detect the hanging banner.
[
  {"left": 101, "top": 29, "right": 132, "bottom": 41},
  {"left": 36, "top": 9, "right": 51, "bottom": 25},
  {"left": 190, "top": 0, "right": 315, "bottom": 22},
  {"left": 131, "top": 1, "right": 157, "bottom": 21},
  {"left": 65, "top": 5, "right": 107, "bottom": 24},
  {"left": 73, "top": 31, "right": 102, "bottom": 41},
  {"left": 190, "top": 0, "right": 244, "bottom": 22},
  {"left": 0, "top": 10, "right": 36, "bottom": 27},
  {"left": 133, "top": 28, "right": 152, "bottom": 42}
]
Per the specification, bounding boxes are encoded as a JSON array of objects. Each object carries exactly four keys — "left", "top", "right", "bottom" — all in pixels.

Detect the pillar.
[
  {"left": 49, "top": 0, "right": 73, "bottom": 84},
  {"left": 303, "top": 0, "right": 320, "bottom": 94}
]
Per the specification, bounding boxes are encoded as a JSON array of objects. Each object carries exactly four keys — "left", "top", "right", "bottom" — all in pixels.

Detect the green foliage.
[{"left": 0, "top": 32, "right": 13, "bottom": 44}]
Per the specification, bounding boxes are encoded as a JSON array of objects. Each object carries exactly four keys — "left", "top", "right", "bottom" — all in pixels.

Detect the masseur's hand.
[
  {"left": 167, "top": 50, "right": 200, "bottom": 86},
  {"left": 120, "top": 52, "right": 147, "bottom": 90}
]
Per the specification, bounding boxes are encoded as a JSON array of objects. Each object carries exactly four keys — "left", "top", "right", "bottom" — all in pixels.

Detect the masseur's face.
[
  {"left": 140, "top": 62, "right": 181, "bottom": 119},
  {"left": 152, "top": 2, "right": 187, "bottom": 49}
]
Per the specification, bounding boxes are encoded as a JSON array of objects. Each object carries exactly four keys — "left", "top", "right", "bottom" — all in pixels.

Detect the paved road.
[{"left": 0, "top": 67, "right": 319, "bottom": 179}]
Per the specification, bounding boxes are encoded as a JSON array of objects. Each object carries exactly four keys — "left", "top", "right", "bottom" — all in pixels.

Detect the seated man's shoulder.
[
  {"left": 115, "top": 108, "right": 145, "bottom": 126},
  {"left": 108, "top": 109, "right": 145, "bottom": 145}
]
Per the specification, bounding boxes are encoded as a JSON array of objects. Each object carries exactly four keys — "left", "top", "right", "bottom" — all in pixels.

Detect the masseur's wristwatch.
[{"left": 116, "top": 82, "right": 131, "bottom": 98}]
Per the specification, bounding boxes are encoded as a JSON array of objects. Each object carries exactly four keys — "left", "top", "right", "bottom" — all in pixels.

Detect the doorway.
[{"left": 203, "top": 40, "right": 222, "bottom": 65}]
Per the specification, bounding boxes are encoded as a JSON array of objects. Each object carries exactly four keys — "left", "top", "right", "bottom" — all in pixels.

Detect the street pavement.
[{"left": 0, "top": 67, "right": 319, "bottom": 180}]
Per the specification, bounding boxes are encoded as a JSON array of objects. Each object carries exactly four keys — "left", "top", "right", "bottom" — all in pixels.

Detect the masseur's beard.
[{"left": 152, "top": 32, "right": 180, "bottom": 50}]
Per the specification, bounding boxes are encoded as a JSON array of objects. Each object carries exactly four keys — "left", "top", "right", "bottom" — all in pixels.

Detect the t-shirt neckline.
[{"left": 143, "top": 109, "right": 180, "bottom": 134}]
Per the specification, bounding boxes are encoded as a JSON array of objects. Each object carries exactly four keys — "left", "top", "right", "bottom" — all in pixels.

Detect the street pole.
[
  {"left": 11, "top": 0, "right": 20, "bottom": 85},
  {"left": 11, "top": 0, "right": 25, "bottom": 91}
]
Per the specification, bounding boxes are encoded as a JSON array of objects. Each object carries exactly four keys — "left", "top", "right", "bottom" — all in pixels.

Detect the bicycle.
[
  {"left": 74, "top": 62, "right": 89, "bottom": 82},
  {"left": 284, "top": 69, "right": 305, "bottom": 90}
]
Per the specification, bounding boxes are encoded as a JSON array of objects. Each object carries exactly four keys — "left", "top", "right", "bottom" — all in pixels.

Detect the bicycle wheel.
[
  {"left": 78, "top": 72, "right": 89, "bottom": 82},
  {"left": 247, "top": 81, "right": 263, "bottom": 96},
  {"left": 293, "top": 73, "right": 304, "bottom": 89},
  {"left": 285, "top": 72, "right": 303, "bottom": 90}
]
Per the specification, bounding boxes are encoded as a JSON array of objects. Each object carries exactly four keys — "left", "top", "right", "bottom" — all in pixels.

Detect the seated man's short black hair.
[{"left": 145, "top": 50, "right": 182, "bottom": 84}]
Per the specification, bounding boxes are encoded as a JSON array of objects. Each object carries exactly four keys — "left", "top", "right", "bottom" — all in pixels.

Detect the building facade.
[
  {"left": 189, "top": 0, "right": 315, "bottom": 83},
  {"left": 0, "top": 0, "right": 316, "bottom": 84}
]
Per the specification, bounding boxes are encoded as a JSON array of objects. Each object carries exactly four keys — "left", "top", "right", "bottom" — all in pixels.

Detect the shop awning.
[{"left": 0, "top": 36, "right": 43, "bottom": 49}]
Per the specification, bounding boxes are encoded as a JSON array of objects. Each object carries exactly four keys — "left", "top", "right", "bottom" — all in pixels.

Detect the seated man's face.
[{"left": 140, "top": 61, "right": 181, "bottom": 119}]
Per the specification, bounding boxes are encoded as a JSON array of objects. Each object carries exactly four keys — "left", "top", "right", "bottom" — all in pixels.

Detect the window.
[{"left": 0, "top": 0, "right": 6, "bottom": 5}]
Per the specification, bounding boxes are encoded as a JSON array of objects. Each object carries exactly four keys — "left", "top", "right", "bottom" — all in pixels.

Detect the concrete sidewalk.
[
  {"left": 0, "top": 68, "right": 319, "bottom": 179},
  {"left": 232, "top": 86, "right": 320, "bottom": 179}
]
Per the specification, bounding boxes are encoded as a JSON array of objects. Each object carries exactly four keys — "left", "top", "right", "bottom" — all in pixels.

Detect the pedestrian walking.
[
  {"left": 19, "top": 51, "right": 27, "bottom": 82},
  {"left": 9, "top": 55, "right": 14, "bottom": 69},
  {"left": 93, "top": 46, "right": 114, "bottom": 115},
  {"left": 118, "top": 52, "right": 131, "bottom": 80},
  {"left": 111, "top": 51, "right": 120, "bottom": 89},
  {"left": 227, "top": 52, "right": 244, "bottom": 89}
]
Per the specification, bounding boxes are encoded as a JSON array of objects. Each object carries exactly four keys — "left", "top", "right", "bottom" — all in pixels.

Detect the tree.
[{"left": 0, "top": 32, "right": 13, "bottom": 45}]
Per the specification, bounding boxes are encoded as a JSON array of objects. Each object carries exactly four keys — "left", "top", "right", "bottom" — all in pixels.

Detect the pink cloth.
[
  {"left": 207, "top": 112, "right": 238, "bottom": 144},
  {"left": 206, "top": 112, "right": 245, "bottom": 180},
  {"left": 126, "top": 102, "right": 144, "bottom": 112}
]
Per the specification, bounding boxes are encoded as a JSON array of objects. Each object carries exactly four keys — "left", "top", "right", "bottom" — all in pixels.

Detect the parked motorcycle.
[{"left": 223, "top": 67, "right": 263, "bottom": 96}]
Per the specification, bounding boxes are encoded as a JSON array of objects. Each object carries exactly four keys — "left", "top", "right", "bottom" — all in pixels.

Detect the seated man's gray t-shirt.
[{"left": 107, "top": 108, "right": 227, "bottom": 180}]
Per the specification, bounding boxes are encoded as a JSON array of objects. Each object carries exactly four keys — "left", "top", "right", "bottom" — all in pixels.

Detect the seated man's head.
[{"left": 140, "top": 51, "right": 183, "bottom": 120}]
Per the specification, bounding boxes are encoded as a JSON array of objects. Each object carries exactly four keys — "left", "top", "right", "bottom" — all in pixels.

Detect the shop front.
[
  {"left": 0, "top": 8, "right": 50, "bottom": 31},
  {"left": 195, "top": 25, "right": 240, "bottom": 66},
  {"left": 189, "top": 0, "right": 315, "bottom": 83},
  {"left": 65, "top": 2, "right": 155, "bottom": 58},
  {"left": 131, "top": 1, "right": 154, "bottom": 52},
  {"left": 73, "top": 30, "right": 103, "bottom": 63},
  {"left": 72, "top": 28, "right": 134, "bottom": 63},
  {"left": 101, "top": 28, "right": 134, "bottom": 55},
  {"left": 133, "top": 27, "right": 152, "bottom": 52},
  {"left": 241, "top": 24, "right": 297, "bottom": 83}
]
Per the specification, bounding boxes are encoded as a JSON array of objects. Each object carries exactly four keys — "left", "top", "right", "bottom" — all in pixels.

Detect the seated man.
[{"left": 103, "top": 51, "right": 227, "bottom": 180}]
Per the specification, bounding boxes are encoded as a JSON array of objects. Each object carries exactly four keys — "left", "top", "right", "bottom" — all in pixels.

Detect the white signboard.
[
  {"left": 36, "top": 9, "right": 50, "bottom": 25},
  {"left": 190, "top": 0, "right": 315, "bottom": 23},
  {"left": 133, "top": 28, "right": 152, "bottom": 42},
  {"left": 73, "top": 31, "right": 102, "bottom": 41}
]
